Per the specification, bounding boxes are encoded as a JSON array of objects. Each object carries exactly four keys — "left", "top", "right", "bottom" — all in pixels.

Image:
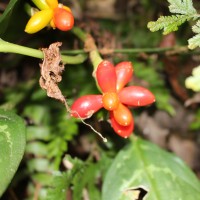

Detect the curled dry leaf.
[{"left": 39, "top": 42, "right": 66, "bottom": 103}]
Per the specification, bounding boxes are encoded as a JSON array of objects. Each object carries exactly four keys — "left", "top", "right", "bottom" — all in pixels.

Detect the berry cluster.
[
  {"left": 25, "top": 0, "right": 74, "bottom": 34},
  {"left": 71, "top": 60, "right": 155, "bottom": 138}
]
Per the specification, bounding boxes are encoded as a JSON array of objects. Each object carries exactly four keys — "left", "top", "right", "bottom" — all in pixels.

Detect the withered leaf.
[{"left": 39, "top": 42, "right": 65, "bottom": 103}]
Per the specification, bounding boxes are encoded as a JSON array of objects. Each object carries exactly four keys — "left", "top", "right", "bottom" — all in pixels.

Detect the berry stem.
[{"left": 71, "top": 27, "right": 103, "bottom": 70}]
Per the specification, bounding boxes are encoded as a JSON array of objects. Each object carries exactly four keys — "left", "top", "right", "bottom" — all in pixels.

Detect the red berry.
[
  {"left": 118, "top": 86, "right": 155, "bottom": 107},
  {"left": 113, "top": 103, "right": 133, "bottom": 126},
  {"left": 71, "top": 95, "right": 103, "bottom": 118},
  {"left": 110, "top": 112, "right": 134, "bottom": 138},
  {"left": 96, "top": 60, "right": 117, "bottom": 93},
  {"left": 115, "top": 61, "right": 133, "bottom": 91},
  {"left": 53, "top": 7, "right": 74, "bottom": 31}
]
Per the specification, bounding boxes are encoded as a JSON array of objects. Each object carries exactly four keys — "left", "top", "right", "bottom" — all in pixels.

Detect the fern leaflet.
[
  {"left": 168, "top": 0, "right": 196, "bottom": 15},
  {"left": 148, "top": 15, "right": 192, "bottom": 35}
]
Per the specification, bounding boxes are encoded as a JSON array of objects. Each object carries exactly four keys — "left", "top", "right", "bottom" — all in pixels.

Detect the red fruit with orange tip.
[{"left": 110, "top": 112, "right": 134, "bottom": 138}]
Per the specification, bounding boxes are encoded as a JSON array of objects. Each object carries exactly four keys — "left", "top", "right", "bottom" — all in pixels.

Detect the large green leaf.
[
  {"left": 102, "top": 137, "right": 200, "bottom": 200},
  {"left": 0, "top": 0, "right": 19, "bottom": 35},
  {"left": 0, "top": 0, "right": 26, "bottom": 40},
  {"left": 0, "top": 109, "right": 26, "bottom": 196}
]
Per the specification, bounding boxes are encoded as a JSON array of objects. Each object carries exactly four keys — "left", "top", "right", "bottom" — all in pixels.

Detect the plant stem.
[
  {"left": 62, "top": 46, "right": 195, "bottom": 55},
  {"left": 0, "top": 39, "right": 87, "bottom": 64},
  {"left": 71, "top": 27, "right": 87, "bottom": 42},
  {"left": 71, "top": 28, "right": 103, "bottom": 70},
  {"left": 89, "top": 50, "right": 103, "bottom": 70}
]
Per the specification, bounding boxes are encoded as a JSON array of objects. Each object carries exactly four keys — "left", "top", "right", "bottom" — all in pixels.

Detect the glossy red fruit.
[
  {"left": 53, "top": 7, "right": 74, "bottom": 31},
  {"left": 115, "top": 61, "right": 133, "bottom": 91},
  {"left": 102, "top": 92, "right": 120, "bottom": 111},
  {"left": 96, "top": 60, "right": 117, "bottom": 93},
  {"left": 71, "top": 95, "right": 103, "bottom": 118},
  {"left": 110, "top": 112, "right": 134, "bottom": 138},
  {"left": 118, "top": 86, "right": 155, "bottom": 107},
  {"left": 113, "top": 103, "right": 133, "bottom": 126}
]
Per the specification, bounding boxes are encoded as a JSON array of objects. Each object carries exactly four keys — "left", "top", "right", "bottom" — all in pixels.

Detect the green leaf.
[
  {"left": 147, "top": 15, "right": 191, "bottom": 35},
  {"left": 191, "top": 20, "right": 200, "bottom": 33},
  {"left": 0, "top": 109, "right": 26, "bottom": 196},
  {"left": 185, "top": 65, "right": 200, "bottom": 91},
  {"left": 0, "top": 0, "right": 22, "bottom": 37},
  {"left": 188, "top": 21, "right": 200, "bottom": 49},
  {"left": 45, "top": 156, "right": 83, "bottom": 200},
  {"left": 134, "top": 62, "right": 175, "bottom": 115},
  {"left": 147, "top": 0, "right": 198, "bottom": 35},
  {"left": 102, "top": 137, "right": 200, "bottom": 200},
  {"left": 168, "top": 0, "right": 196, "bottom": 15}
]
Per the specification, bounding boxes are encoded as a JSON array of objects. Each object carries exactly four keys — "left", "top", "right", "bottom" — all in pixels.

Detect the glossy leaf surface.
[
  {"left": 115, "top": 62, "right": 133, "bottom": 91},
  {"left": 71, "top": 95, "right": 103, "bottom": 118},
  {"left": 96, "top": 60, "right": 117, "bottom": 93},
  {"left": 110, "top": 112, "right": 134, "bottom": 138},
  {"left": 119, "top": 86, "right": 155, "bottom": 107},
  {"left": 0, "top": 109, "right": 26, "bottom": 196},
  {"left": 102, "top": 137, "right": 200, "bottom": 200}
]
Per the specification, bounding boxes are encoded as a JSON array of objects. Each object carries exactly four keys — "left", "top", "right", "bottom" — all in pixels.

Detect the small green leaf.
[
  {"left": 147, "top": 15, "right": 191, "bottom": 35},
  {"left": 188, "top": 34, "right": 200, "bottom": 49},
  {"left": 147, "top": 0, "right": 198, "bottom": 36},
  {"left": 185, "top": 65, "right": 200, "bottom": 91},
  {"left": 191, "top": 20, "right": 200, "bottom": 33},
  {"left": 0, "top": 109, "right": 26, "bottom": 196},
  {"left": 188, "top": 21, "right": 200, "bottom": 49},
  {"left": 168, "top": 0, "right": 196, "bottom": 15},
  {"left": 45, "top": 156, "right": 83, "bottom": 200},
  {"left": 102, "top": 137, "right": 200, "bottom": 200}
]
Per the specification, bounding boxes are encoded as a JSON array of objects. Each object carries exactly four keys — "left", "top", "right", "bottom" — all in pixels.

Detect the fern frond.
[
  {"left": 192, "top": 20, "right": 200, "bottom": 33},
  {"left": 168, "top": 0, "right": 196, "bottom": 15},
  {"left": 185, "top": 65, "right": 200, "bottom": 91},
  {"left": 188, "top": 33, "right": 200, "bottom": 49},
  {"left": 147, "top": 15, "right": 191, "bottom": 35}
]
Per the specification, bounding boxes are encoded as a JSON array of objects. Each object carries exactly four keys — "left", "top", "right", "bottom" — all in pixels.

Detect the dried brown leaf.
[{"left": 39, "top": 42, "right": 66, "bottom": 103}]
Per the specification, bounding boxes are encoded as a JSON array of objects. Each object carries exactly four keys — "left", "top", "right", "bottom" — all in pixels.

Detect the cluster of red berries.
[{"left": 71, "top": 60, "right": 155, "bottom": 138}]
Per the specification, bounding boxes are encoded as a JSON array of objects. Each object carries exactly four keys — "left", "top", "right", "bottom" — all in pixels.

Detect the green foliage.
[
  {"left": 0, "top": 0, "right": 26, "bottom": 40},
  {"left": 0, "top": 109, "right": 26, "bottom": 197},
  {"left": 188, "top": 20, "right": 200, "bottom": 49},
  {"left": 102, "top": 137, "right": 200, "bottom": 200},
  {"left": 1, "top": 0, "right": 200, "bottom": 198},
  {"left": 45, "top": 154, "right": 112, "bottom": 200},
  {"left": 147, "top": 0, "right": 200, "bottom": 49},
  {"left": 148, "top": 15, "right": 192, "bottom": 35},
  {"left": 134, "top": 61, "right": 175, "bottom": 115},
  {"left": 185, "top": 65, "right": 200, "bottom": 91},
  {"left": 0, "top": 0, "right": 19, "bottom": 36},
  {"left": 168, "top": 0, "right": 196, "bottom": 15},
  {"left": 189, "top": 108, "right": 200, "bottom": 130}
]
